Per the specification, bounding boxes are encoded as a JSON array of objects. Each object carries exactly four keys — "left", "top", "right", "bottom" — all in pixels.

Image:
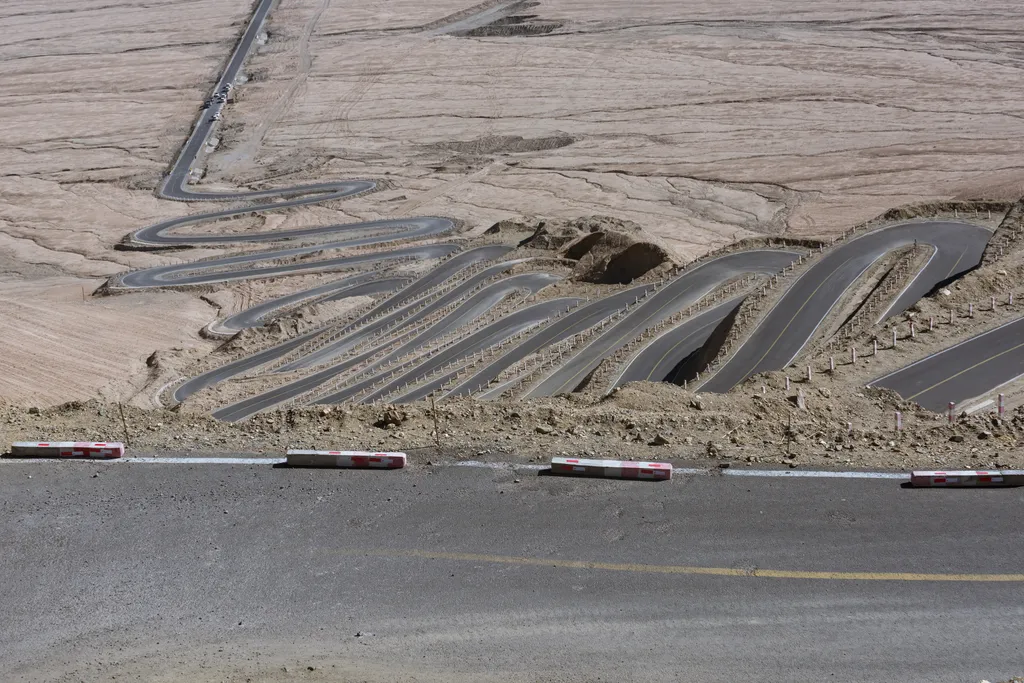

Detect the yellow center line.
[
  {"left": 739, "top": 255, "right": 856, "bottom": 381},
  {"left": 340, "top": 549, "right": 1024, "bottom": 583},
  {"left": 907, "top": 338, "right": 1024, "bottom": 401},
  {"left": 945, "top": 249, "right": 966, "bottom": 278}
]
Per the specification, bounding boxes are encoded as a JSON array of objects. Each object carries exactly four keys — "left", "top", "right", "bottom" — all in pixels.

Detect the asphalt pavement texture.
[
  {"left": 702, "top": 221, "right": 991, "bottom": 393},
  {"left": 870, "top": 316, "right": 1024, "bottom": 411},
  {"left": 2, "top": 459, "right": 1022, "bottom": 682}
]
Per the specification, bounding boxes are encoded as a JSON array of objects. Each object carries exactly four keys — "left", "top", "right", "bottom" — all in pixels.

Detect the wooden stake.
[
  {"left": 430, "top": 395, "right": 442, "bottom": 452},
  {"left": 117, "top": 402, "right": 132, "bottom": 447}
]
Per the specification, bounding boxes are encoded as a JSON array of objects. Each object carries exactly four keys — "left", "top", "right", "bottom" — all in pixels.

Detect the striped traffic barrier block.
[
  {"left": 10, "top": 442, "right": 124, "bottom": 459},
  {"left": 286, "top": 450, "right": 406, "bottom": 469},
  {"left": 910, "top": 470, "right": 1024, "bottom": 488},
  {"left": 550, "top": 457, "right": 672, "bottom": 481}
]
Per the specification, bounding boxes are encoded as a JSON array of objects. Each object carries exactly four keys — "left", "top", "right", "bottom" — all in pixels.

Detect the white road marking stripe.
[
  {"left": 121, "top": 457, "right": 286, "bottom": 465},
  {"left": 454, "top": 460, "right": 545, "bottom": 470},
  {"left": 723, "top": 469, "right": 908, "bottom": 480},
  {"left": 962, "top": 399, "right": 994, "bottom": 415}
]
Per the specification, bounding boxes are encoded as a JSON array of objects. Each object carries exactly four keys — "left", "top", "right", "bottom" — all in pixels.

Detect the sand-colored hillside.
[
  {"left": 213, "top": 0, "right": 1024, "bottom": 254},
  {"left": 0, "top": 0, "right": 256, "bottom": 405},
  {"left": 2, "top": 0, "right": 1024, "bottom": 407}
]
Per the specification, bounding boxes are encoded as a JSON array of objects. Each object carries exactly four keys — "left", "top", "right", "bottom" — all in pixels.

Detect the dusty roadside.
[{"left": 3, "top": 377, "right": 1020, "bottom": 471}]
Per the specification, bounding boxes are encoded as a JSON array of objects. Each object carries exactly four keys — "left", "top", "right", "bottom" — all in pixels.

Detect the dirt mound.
[
  {"left": 561, "top": 224, "right": 675, "bottom": 284},
  {"left": 498, "top": 215, "right": 676, "bottom": 283}
]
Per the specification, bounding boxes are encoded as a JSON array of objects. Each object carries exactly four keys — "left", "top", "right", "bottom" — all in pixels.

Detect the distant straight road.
[
  {"left": 701, "top": 221, "right": 991, "bottom": 393},
  {"left": 2, "top": 460, "right": 1022, "bottom": 682}
]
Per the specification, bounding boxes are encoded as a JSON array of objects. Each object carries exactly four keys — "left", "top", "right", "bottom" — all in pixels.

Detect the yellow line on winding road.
[
  {"left": 343, "top": 549, "right": 1024, "bottom": 582},
  {"left": 907, "top": 338, "right": 1024, "bottom": 401}
]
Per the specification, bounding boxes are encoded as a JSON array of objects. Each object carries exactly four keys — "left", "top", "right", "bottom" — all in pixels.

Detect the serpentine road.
[
  {"left": 526, "top": 250, "right": 800, "bottom": 397},
  {"left": 113, "top": 0, "right": 1012, "bottom": 420},
  {"left": 700, "top": 221, "right": 991, "bottom": 394}
]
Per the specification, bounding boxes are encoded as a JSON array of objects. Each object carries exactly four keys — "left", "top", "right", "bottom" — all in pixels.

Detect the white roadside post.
[
  {"left": 998, "top": 393, "right": 1005, "bottom": 418},
  {"left": 948, "top": 402, "right": 956, "bottom": 424},
  {"left": 895, "top": 411, "right": 902, "bottom": 433}
]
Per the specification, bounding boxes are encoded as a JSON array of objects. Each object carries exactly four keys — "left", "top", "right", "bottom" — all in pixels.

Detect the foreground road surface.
[{"left": 1, "top": 459, "right": 1021, "bottom": 682}]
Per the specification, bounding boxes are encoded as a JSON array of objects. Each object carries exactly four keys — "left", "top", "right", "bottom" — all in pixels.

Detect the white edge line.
[
  {"left": 874, "top": 245, "right": 937, "bottom": 324},
  {"left": 607, "top": 296, "right": 745, "bottom": 393},
  {"left": 781, "top": 253, "right": 883, "bottom": 367},
  {"left": 121, "top": 457, "right": 287, "bottom": 464},
  {"left": 868, "top": 315, "right": 1024, "bottom": 386},
  {"left": 722, "top": 469, "right": 908, "bottom": 480},
  {"left": 962, "top": 399, "right": 994, "bottom": 415},
  {"left": 451, "top": 461, "right": 906, "bottom": 479}
]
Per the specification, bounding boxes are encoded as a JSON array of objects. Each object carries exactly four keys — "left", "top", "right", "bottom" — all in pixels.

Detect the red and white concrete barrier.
[
  {"left": 10, "top": 442, "right": 124, "bottom": 459},
  {"left": 550, "top": 456, "right": 672, "bottom": 481},
  {"left": 286, "top": 450, "right": 406, "bottom": 469},
  {"left": 910, "top": 470, "right": 1024, "bottom": 488}
]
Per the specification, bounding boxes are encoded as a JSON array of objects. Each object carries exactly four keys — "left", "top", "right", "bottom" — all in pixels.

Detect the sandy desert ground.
[{"left": 2, "top": 0, "right": 1023, "bottom": 406}]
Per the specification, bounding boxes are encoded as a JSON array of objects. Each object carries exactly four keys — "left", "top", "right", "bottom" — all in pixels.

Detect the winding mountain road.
[
  {"left": 700, "top": 222, "right": 991, "bottom": 394},
  {"left": 526, "top": 250, "right": 800, "bottom": 397},
  {"left": 115, "top": 0, "right": 1012, "bottom": 420}
]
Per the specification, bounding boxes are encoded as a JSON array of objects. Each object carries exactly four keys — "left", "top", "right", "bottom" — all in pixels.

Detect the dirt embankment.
[{"left": 4, "top": 376, "right": 1022, "bottom": 472}]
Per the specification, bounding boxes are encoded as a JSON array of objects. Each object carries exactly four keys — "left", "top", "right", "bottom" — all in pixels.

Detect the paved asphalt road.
[
  {"left": 701, "top": 222, "right": 991, "bottom": 394},
  {"left": 312, "top": 273, "right": 565, "bottom": 405},
  {"left": 610, "top": 297, "right": 743, "bottom": 390},
  {"left": 160, "top": 0, "right": 348, "bottom": 204},
  {"left": 2, "top": 460, "right": 1021, "bottom": 682},
  {"left": 211, "top": 274, "right": 409, "bottom": 335},
  {"left": 527, "top": 250, "right": 800, "bottom": 397},
  {"left": 171, "top": 247, "right": 507, "bottom": 405},
  {"left": 120, "top": 240, "right": 457, "bottom": 288},
  {"left": 212, "top": 265, "right": 557, "bottom": 421},
  {"left": 279, "top": 247, "right": 514, "bottom": 372},
  {"left": 870, "top": 316, "right": 1024, "bottom": 411},
  {"left": 460, "top": 284, "right": 652, "bottom": 400},
  {"left": 355, "top": 296, "right": 582, "bottom": 404}
]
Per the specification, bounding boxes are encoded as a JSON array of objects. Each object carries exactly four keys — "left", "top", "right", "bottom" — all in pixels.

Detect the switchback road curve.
[
  {"left": 700, "top": 221, "right": 991, "bottom": 394},
  {"left": 526, "top": 250, "right": 800, "bottom": 397}
]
